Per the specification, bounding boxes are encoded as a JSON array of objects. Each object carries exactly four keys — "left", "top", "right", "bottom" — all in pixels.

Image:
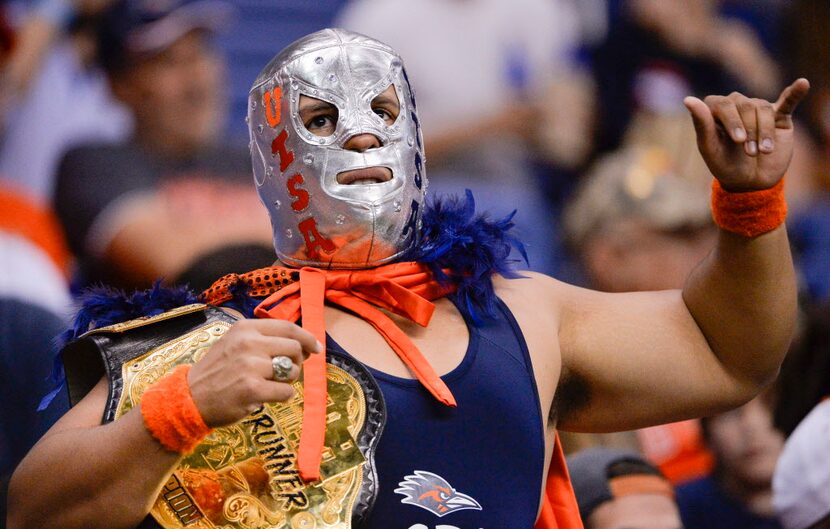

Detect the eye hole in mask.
[
  {"left": 298, "top": 84, "right": 402, "bottom": 138},
  {"left": 369, "top": 84, "right": 401, "bottom": 127},
  {"left": 298, "top": 95, "right": 340, "bottom": 137}
]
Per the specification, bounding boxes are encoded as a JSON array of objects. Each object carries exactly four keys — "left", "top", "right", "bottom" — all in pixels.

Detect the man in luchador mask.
[{"left": 8, "top": 27, "right": 808, "bottom": 529}]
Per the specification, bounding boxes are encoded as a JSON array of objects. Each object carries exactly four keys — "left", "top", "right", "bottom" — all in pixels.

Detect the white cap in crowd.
[{"left": 773, "top": 399, "right": 830, "bottom": 529}]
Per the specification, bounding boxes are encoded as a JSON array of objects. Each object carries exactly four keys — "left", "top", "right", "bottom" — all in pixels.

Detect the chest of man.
[{"left": 324, "top": 295, "right": 553, "bottom": 527}]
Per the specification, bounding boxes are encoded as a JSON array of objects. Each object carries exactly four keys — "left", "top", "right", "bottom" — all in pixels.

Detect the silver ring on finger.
[{"left": 271, "top": 355, "right": 294, "bottom": 382}]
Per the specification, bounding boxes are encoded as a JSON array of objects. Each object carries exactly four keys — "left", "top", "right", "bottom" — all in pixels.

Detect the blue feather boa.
[
  {"left": 39, "top": 283, "right": 199, "bottom": 410},
  {"left": 57, "top": 282, "right": 200, "bottom": 348},
  {"left": 404, "top": 190, "right": 526, "bottom": 325},
  {"left": 41, "top": 191, "right": 525, "bottom": 409}
]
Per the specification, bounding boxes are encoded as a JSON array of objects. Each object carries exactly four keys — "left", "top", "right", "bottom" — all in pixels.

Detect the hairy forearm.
[
  {"left": 682, "top": 225, "right": 796, "bottom": 392},
  {"left": 7, "top": 408, "right": 181, "bottom": 529}
]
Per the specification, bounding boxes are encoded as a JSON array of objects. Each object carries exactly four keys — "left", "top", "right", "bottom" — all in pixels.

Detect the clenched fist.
[
  {"left": 187, "top": 319, "right": 322, "bottom": 427},
  {"left": 684, "top": 78, "right": 810, "bottom": 192}
]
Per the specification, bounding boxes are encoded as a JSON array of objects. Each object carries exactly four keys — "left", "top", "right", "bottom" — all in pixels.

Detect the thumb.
[{"left": 684, "top": 96, "right": 717, "bottom": 148}]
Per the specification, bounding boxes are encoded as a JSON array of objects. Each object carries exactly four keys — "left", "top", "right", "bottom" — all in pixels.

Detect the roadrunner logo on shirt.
[{"left": 394, "top": 471, "right": 483, "bottom": 517}]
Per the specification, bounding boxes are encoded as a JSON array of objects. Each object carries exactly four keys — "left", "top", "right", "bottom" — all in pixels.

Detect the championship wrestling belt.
[{"left": 62, "top": 304, "right": 386, "bottom": 528}]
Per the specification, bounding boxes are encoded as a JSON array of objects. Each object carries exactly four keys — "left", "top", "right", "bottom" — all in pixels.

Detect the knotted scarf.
[{"left": 203, "top": 261, "right": 457, "bottom": 481}]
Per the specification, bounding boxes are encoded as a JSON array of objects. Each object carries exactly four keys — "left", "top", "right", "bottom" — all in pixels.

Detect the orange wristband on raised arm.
[
  {"left": 711, "top": 178, "right": 787, "bottom": 238},
  {"left": 141, "top": 364, "right": 212, "bottom": 454}
]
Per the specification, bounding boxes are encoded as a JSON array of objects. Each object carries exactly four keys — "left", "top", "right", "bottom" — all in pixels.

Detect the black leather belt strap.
[{"left": 61, "top": 304, "right": 237, "bottom": 422}]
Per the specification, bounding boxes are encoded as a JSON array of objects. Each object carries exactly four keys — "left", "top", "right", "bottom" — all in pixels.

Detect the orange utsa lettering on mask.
[
  {"left": 298, "top": 217, "right": 335, "bottom": 260},
  {"left": 271, "top": 129, "right": 295, "bottom": 172},
  {"left": 287, "top": 174, "right": 310, "bottom": 212},
  {"left": 263, "top": 87, "right": 282, "bottom": 128}
]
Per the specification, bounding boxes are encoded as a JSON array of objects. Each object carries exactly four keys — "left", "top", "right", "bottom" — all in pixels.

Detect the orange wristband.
[
  {"left": 141, "top": 364, "right": 212, "bottom": 454},
  {"left": 711, "top": 178, "right": 787, "bottom": 238}
]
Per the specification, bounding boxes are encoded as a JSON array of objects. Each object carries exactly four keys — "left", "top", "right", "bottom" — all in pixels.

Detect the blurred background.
[{"left": 2, "top": 1, "right": 830, "bottom": 528}]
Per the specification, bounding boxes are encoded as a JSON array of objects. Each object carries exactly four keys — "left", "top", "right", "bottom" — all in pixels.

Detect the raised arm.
[
  {"left": 7, "top": 320, "right": 319, "bottom": 529},
  {"left": 548, "top": 80, "right": 808, "bottom": 432},
  {"left": 680, "top": 79, "right": 808, "bottom": 384}
]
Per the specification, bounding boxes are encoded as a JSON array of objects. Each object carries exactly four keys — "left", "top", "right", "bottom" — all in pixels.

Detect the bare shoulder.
[
  {"left": 493, "top": 272, "right": 566, "bottom": 415},
  {"left": 493, "top": 270, "right": 560, "bottom": 297},
  {"left": 493, "top": 271, "right": 568, "bottom": 323}
]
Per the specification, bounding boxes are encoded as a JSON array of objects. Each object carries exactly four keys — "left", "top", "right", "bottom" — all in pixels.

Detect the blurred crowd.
[{"left": 1, "top": 1, "right": 830, "bottom": 528}]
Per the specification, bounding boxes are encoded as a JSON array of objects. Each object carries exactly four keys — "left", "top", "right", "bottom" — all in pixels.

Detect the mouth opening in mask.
[{"left": 336, "top": 166, "right": 394, "bottom": 185}]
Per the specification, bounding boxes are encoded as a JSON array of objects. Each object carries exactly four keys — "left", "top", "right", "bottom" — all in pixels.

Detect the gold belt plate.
[{"left": 116, "top": 321, "right": 368, "bottom": 528}]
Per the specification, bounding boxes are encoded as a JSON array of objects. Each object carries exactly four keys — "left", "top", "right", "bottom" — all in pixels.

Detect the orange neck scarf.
[{"left": 203, "top": 261, "right": 457, "bottom": 481}]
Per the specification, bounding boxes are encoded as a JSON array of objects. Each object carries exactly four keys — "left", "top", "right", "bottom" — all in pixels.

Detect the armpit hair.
[{"left": 550, "top": 365, "right": 591, "bottom": 425}]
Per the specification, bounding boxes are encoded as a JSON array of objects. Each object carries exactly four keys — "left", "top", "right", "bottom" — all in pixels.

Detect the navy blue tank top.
[{"left": 328, "top": 296, "right": 545, "bottom": 528}]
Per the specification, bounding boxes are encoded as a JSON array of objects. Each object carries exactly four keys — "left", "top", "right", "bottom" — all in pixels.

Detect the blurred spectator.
[
  {"left": 0, "top": 5, "right": 13, "bottom": 64},
  {"left": 0, "top": 185, "right": 72, "bottom": 526},
  {"left": 0, "top": 0, "right": 132, "bottom": 203},
  {"left": 773, "top": 301, "right": 830, "bottom": 437},
  {"left": 563, "top": 144, "right": 714, "bottom": 293},
  {"left": 593, "top": 0, "right": 781, "bottom": 154},
  {"left": 561, "top": 137, "right": 715, "bottom": 484},
  {"left": 336, "top": 0, "right": 595, "bottom": 274},
  {"left": 53, "top": 0, "right": 275, "bottom": 289},
  {"left": 783, "top": 0, "right": 830, "bottom": 178},
  {"left": 0, "top": 186, "right": 72, "bottom": 307},
  {"left": 0, "top": 300, "right": 69, "bottom": 527},
  {"left": 718, "top": 0, "right": 788, "bottom": 56},
  {"left": 787, "top": 196, "right": 830, "bottom": 302},
  {"left": 772, "top": 399, "right": 830, "bottom": 529},
  {"left": 676, "top": 392, "right": 784, "bottom": 529},
  {"left": 779, "top": 0, "right": 830, "bottom": 303},
  {"left": 567, "top": 447, "right": 683, "bottom": 529},
  {"left": 779, "top": 123, "right": 821, "bottom": 215}
]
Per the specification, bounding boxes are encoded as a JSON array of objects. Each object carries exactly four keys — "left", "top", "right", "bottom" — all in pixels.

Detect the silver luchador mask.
[{"left": 248, "top": 28, "right": 427, "bottom": 269}]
